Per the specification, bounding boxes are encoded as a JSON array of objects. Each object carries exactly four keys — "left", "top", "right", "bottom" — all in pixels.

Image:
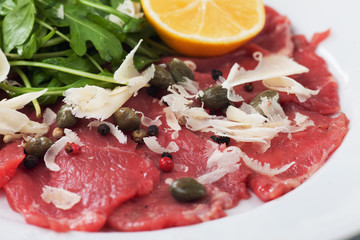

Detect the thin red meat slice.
[
  {"left": 107, "top": 91, "right": 252, "bottom": 231},
  {"left": 250, "top": 6, "right": 294, "bottom": 56},
  {"left": 245, "top": 103, "right": 349, "bottom": 201},
  {"left": 288, "top": 30, "right": 340, "bottom": 114},
  {"left": 107, "top": 183, "right": 228, "bottom": 231},
  {"left": 4, "top": 120, "right": 160, "bottom": 232},
  {"left": 0, "top": 141, "right": 25, "bottom": 188}
]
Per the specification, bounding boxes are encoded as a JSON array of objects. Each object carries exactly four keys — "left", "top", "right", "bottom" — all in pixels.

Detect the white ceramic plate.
[{"left": 1, "top": 1, "right": 360, "bottom": 239}]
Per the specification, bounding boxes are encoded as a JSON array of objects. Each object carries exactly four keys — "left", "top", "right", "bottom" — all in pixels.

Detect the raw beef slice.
[
  {"left": 245, "top": 103, "right": 349, "bottom": 201},
  {"left": 4, "top": 120, "right": 160, "bottom": 232},
  {"left": 0, "top": 141, "right": 25, "bottom": 188},
  {"left": 107, "top": 91, "right": 252, "bottom": 231}
]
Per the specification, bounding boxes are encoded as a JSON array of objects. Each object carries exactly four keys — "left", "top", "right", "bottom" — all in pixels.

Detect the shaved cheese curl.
[
  {"left": 0, "top": 108, "right": 48, "bottom": 135},
  {"left": 0, "top": 48, "right": 10, "bottom": 82},
  {"left": 0, "top": 89, "right": 47, "bottom": 110},
  {"left": 87, "top": 121, "right": 127, "bottom": 144},
  {"left": 43, "top": 108, "right": 57, "bottom": 125},
  {"left": 63, "top": 40, "right": 155, "bottom": 120},
  {"left": 135, "top": 111, "right": 162, "bottom": 127},
  {"left": 240, "top": 150, "right": 295, "bottom": 177},
  {"left": 197, "top": 147, "right": 241, "bottom": 184},
  {"left": 226, "top": 105, "right": 266, "bottom": 126},
  {"left": 44, "top": 129, "right": 83, "bottom": 171},
  {"left": 222, "top": 54, "right": 309, "bottom": 90},
  {"left": 143, "top": 136, "right": 179, "bottom": 154},
  {"left": 41, "top": 186, "right": 81, "bottom": 210},
  {"left": 163, "top": 107, "right": 181, "bottom": 131},
  {"left": 263, "top": 76, "right": 319, "bottom": 102}
]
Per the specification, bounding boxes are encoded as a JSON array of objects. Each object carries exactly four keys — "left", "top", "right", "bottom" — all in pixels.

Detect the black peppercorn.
[
  {"left": 146, "top": 85, "right": 159, "bottom": 98},
  {"left": 211, "top": 69, "right": 223, "bottom": 81},
  {"left": 210, "top": 135, "right": 230, "bottom": 146},
  {"left": 97, "top": 123, "right": 110, "bottom": 136},
  {"left": 147, "top": 125, "right": 159, "bottom": 136},
  {"left": 23, "top": 155, "right": 38, "bottom": 169},
  {"left": 244, "top": 83, "right": 254, "bottom": 92},
  {"left": 161, "top": 152, "right": 173, "bottom": 159}
]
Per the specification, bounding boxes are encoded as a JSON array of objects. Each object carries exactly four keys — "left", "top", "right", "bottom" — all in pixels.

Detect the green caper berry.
[
  {"left": 167, "top": 58, "right": 194, "bottom": 83},
  {"left": 56, "top": 105, "right": 78, "bottom": 128},
  {"left": 131, "top": 128, "right": 147, "bottom": 143},
  {"left": 250, "top": 90, "right": 279, "bottom": 115},
  {"left": 169, "top": 177, "right": 206, "bottom": 202},
  {"left": 200, "top": 85, "right": 229, "bottom": 110},
  {"left": 113, "top": 107, "right": 140, "bottom": 131},
  {"left": 24, "top": 136, "right": 54, "bottom": 158},
  {"left": 149, "top": 65, "right": 175, "bottom": 89}
]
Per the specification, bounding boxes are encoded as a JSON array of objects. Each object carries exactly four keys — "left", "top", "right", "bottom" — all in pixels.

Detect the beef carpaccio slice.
[
  {"left": 107, "top": 91, "right": 252, "bottom": 231},
  {"left": 245, "top": 103, "right": 349, "bottom": 201},
  {"left": 0, "top": 141, "right": 25, "bottom": 188},
  {"left": 3, "top": 120, "right": 160, "bottom": 232}
]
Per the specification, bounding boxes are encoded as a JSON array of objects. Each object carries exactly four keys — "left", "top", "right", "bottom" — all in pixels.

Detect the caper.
[
  {"left": 169, "top": 177, "right": 206, "bottom": 202},
  {"left": 131, "top": 128, "right": 147, "bottom": 143},
  {"left": 149, "top": 65, "right": 175, "bottom": 89},
  {"left": 167, "top": 58, "right": 194, "bottom": 83},
  {"left": 56, "top": 105, "right": 79, "bottom": 128},
  {"left": 200, "top": 85, "right": 229, "bottom": 110},
  {"left": 113, "top": 107, "right": 140, "bottom": 131},
  {"left": 250, "top": 90, "right": 279, "bottom": 115},
  {"left": 24, "top": 136, "right": 54, "bottom": 158}
]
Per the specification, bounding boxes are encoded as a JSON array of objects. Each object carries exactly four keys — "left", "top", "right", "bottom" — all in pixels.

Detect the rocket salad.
[{"left": 0, "top": 0, "right": 173, "bottom": 116}]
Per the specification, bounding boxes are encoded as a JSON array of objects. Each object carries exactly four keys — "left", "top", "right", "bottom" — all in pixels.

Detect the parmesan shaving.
[
  {"left": 135, "top": 111, "right": 162, "bottom": 127},
  {"left": 57, "top": 4, "right": 64, "bottom": 19},
  {"left": 263, "top": 77, "right": 319, "bottom": 102},
  {"left": 240, "top": 149, "right": 295, "bottom": 176},
  {"left": 222, "top": 54, "right": 309, "bottom": 89},
  {"left": 171, "top": 131, "right": 179, "bottom": 140},
  {"left": 0, "top": 89, "right": 47, "bottom": 110},
  {"left": 143, "top": 136, "right": 179, "bottom": 154},
  {"left": 43, "top": 108, "right": 57, "bottom": 125},
  {"left": 0, "top": 48, "right": 10, "bottom": 82},
  {"left": 227, "top": 87, "right": 244, "bottom": 102},
  {"left": 177, "top": 77, "right": 199, "bottom": 95},
  {"left": 87, "top": 121, "right": 127, "bottom": 144},
  {"left": 197, "top": 147, "right": 241, "bottom": 184},
  {"left": 226, "top": 105, "right": 266, "bottom": 126},
  {"left": 221, "top": 54, "right": 311, "bottom": 103},
  {"left": 163, "top": 107, "right": 181, "bottom": 131},
  {"left": 183, "top": 60, "right": 197, "bottom": 71},
  {"left": 108, "top": 0, "right": 143, "bottom": 26},
  {"left": 44, "top": 129, "right": 83, "bottom": 171},
  {"left": 41, "top": 186, "right": 81, "bottom": 210},
  {"left": 0, "top": 108, "right": 48, "bottom": 135},
  {"left": 63, "top": 40, "right": 155, "bottom": 120},
  {"left": 289, "top": 112, "right": 315, "bottom": 133},
  {"left": 114, "top": 40, "right": 143, "bottom": 83}
]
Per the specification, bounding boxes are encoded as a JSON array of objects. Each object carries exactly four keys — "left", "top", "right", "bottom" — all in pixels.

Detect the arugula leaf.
[
  {"left": 17, "top": 31, "right": 38, "bottom": 58},
  {"left": 43, "top": 54, "right": 98, "bottom": 85},
  {"left": 38, "top": 78, "right": 62, "bottom": 105},
  {"left": 0, "top": 0, "right": 16, "bottom": 16},
  {"left": 35, "top": 0, "right": 68, "bottom": 27},
  {"left": 2, "top": 0, "right": 36, "bottom": 53},
  {"left": 36, "top": 0, "right": 123, "bottom": 63},
  {"left": 67, "top": 5, "right": 123, "bottom": 63}
]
